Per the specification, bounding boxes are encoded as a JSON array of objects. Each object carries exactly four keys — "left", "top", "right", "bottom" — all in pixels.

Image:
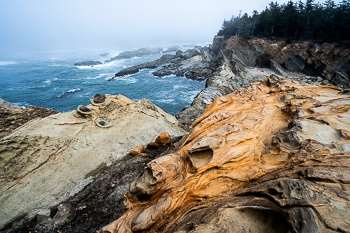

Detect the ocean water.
[{"left": 0, "top": 49, "right": 205, "bottom": 115}]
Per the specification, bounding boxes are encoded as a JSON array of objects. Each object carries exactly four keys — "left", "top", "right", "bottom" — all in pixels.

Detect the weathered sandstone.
[
  {"left": 0, "top": 94, "right": 185, "bottom": 230},
  {"left": 0, "top": 106, "right": 57, "bottom": 139},
  {"left": 100, "top": 77, "right": 350, "bottom": 233}
]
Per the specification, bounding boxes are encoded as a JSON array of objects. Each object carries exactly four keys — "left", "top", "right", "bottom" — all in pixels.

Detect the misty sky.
[{"left": 0, "top": 0, "right": 342, "bottom": 54}]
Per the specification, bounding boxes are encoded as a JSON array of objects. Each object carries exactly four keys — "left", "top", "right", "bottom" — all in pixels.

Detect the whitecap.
[
  {"left": 75, "top": 60, "right": 122, "bottom": 70},
  {"left": 58, "top": 88, "right": 83, "bottom": 98},
  {"left": 113, "top": 76, "right": 137, "bottom": 84},
  {"left": 43, "top": 79, "right": 52, "bottom": 85},
  {"left": 155, "top": 99, "right": 176, "bottom": 104},
  {"left": 86, "top": 73, "right": 111, "bottom": 80},
  {"left": 0, "top": 61, "right": 17, "bottom": 66},
  {"left": 173, "top": 84, "right": 187, "bottom": 90}
]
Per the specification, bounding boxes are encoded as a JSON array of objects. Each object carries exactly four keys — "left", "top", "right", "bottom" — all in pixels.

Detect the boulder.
[
  {"left": 155, "top": 132, "right": 171, "bottom": 145},
  {"left": 100, "top": 77, "right": 350, "bottom": 233},
  {"left": 130, "top": 145, "right": 146, "bottom": 156},
  {"left": 0, "top": 94, "right": 185, "bottom": 230}
]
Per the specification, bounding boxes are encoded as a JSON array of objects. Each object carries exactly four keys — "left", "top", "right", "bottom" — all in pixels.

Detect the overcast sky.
[{"left": 0, "top": 0, "right": 341, "bottom": 54}]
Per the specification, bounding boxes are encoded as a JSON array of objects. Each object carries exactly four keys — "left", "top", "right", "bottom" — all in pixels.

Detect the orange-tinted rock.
[
  {"left": 130, "top": 145, "right": 146, "bottom": 156},
  {"left": 100, "top": 77, "right": 350, "bottom": 233},
  {"left": 155, "top": 132, "right": 171, "bottom": 145}
]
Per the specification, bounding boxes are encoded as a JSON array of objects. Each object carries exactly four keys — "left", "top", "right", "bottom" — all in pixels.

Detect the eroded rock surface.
[
  {"left": 100, "top": 77, "right": 350, "bottom": 233},
  {"left": 0, "top": 94, "right": 185, "bottom": 230},
  {"left": 0, "top": 106, "right": 57, "bottom": 139},
  {"left": 176, "top": 36, "right": 349, "bottom": 130}
]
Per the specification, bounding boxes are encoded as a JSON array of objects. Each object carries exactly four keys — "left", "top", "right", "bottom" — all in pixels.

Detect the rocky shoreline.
[
  {"left": 109, "top": 36, "right": 349, "bottom": 130},
  {"left": 1, "top": 36, "right": 350, "bottom": 233}
]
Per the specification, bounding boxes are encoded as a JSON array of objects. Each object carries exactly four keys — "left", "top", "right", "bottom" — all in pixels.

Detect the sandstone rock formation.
[
  {"left": 100, "top": 77, "right": 350, "bottom": 233},
  {"left": 0, "top": 94, "right": 185, "bottom": 230}
]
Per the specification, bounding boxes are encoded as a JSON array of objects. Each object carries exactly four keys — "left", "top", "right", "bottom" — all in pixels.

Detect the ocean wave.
[
  {"left": 112, "top": 76, "right": 137, "bottom": 84},
  {"left": 173, "top": 84, "right": 188, "bottom": 90},
  {"left": 181, "top": 90, "right": 201, "bottom": 102},
  {"left": 86, "top": 73, "right": 111, "bottom": 80},
  {"left": 58, "top": 88, "right": 83, "bottom": 98},
  {"left": 43, "top": 77, "right": 58, "bottom": 85},
  {"left": 155, "top": 99, "right": 176, "bottom": 104},
  {"left": 0, "top": 61, "right": 18, "bottom": 66}
]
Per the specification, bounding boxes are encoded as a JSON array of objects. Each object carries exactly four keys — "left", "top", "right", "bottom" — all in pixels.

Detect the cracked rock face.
[
  {"left": 0, "top": 94, "right": 185, "bottom": 230},
  {"left": 100, "top": 77, "right": 350, "bottom": 233}
]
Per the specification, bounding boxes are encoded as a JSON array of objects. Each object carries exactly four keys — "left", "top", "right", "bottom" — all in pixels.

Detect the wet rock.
[
  {"left": 100, "top": 78, "right": 350, "bottom": 233},
  {"left": 74, "top": 61, "right": 102, "bottom": 66}
]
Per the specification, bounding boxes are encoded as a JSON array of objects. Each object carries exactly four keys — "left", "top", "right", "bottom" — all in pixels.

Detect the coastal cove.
[{"left": 0, "top": 48, "right": 205, "bottom": 115}]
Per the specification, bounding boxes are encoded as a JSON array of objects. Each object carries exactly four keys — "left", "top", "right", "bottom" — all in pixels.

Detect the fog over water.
[{"left": 0, "top": 0, "right": 340, "bottom": 55}]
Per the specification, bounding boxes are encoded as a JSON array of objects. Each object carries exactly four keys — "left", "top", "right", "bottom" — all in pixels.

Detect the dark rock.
[
  {"left": 74, "top": 61, "right": 102, "bottom": 66},
  {"left": 147, "top": 142, "right": 160, "bottom": 149},
  {"left": 52, "top": 203, "right": 76, "bottom": 226},
  {"left": 92, "top": 94, "right": 106, "bottom": 104},
  {"left": 105, "top": 47, "right": 163, "bottom": 62}
]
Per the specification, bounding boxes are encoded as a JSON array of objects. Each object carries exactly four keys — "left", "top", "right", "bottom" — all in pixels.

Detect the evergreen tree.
[{"left": 217, "top": 0, "right": 350, "bottom": 42}]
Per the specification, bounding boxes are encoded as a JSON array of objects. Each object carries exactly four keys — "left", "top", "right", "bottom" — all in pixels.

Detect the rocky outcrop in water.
[
  {"left": 0, "top": 94, "right": 185, "bottom": 231},
  {"left": 100, "top": 77, "right": 350, "bottom": 233},
  {"left": 109, "top": 37, "right": 349, "bottom": 130},
  {"left": 175, "top": 36, "right": 349, "bottom": 130},
  {"left": 105, "top": 47, "right": 163, "bottom": 62},
  {"left": 74, "top": 61, "right": 102, "bottom": 66},
  {"left": 110, "top": 46, "right": 216, "bottom": 82}
]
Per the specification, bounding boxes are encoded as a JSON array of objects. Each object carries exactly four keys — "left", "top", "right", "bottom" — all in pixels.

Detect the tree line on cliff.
[{"left": 218, "top": 0, "right": 350, "bottom": 42}]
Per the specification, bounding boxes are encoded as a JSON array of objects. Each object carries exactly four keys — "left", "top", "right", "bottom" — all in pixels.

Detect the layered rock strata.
[
  {"left": 100, "top": 77, "right": 350, "bottom": 233},
  {"left": 0, "top": 94, "right": 185, "bottom": 230}
]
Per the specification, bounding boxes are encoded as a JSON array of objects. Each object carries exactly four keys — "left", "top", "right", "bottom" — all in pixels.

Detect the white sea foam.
[
  {"left": 173, "top": 84, "right": 187, "bottom": 90},
  {"left": 0, "top": 61, "right": 17, "bottom": 66},
  {"left": 58, "top": 88, "right": 83, "bottom": 98},
  {"left": 43, "top": 79, "right": 52, "bottom": 85},
  {"left": 155, "top": 99, "right": 176, "bottom": 104},
  {"left": 86, "top": 73, "right": 111, "bottom": 80},
  {"left": 113, "top": 76, "right": 137, "bottom": 84},
  {"left": 75, "top": 60, "right": 122, "bottom": 70}
]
